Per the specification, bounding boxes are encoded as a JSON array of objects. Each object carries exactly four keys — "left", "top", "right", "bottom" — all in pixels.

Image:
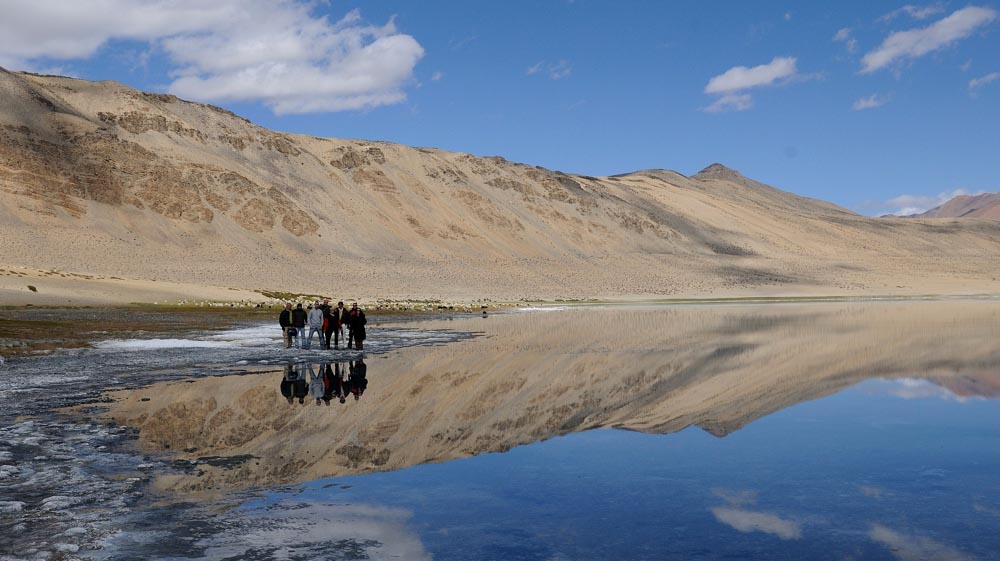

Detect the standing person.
[
  {"left": 320, "top": 299, "right": 335, "bottom": 350},
  {"left": 331, "top": 301, "right": 348, "bottom": 348},
  {"left": 348, "top": 303, "right": 367, "bottom": 351},
  {"left": 305, "top": 302, "right": 324, "bottom": 350},
  {"left": 291, "top": 303, "right": 308, "bottom": 349},
  {"left": 278, "top": 303, "right": 293, "bottom": 349}
]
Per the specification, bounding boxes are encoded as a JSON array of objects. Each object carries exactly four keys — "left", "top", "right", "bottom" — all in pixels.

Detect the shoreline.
[{"left": 4, "top": 291, "right": 1000, "bottom": 311}]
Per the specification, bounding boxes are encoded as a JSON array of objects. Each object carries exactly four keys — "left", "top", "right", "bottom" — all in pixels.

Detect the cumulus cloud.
[
  {"left": 0, "top": 1, "right": 424, "bottom": 115},
  {"left": 879, "top": 4, "right": 946, "bottom": 23},
  {"left": 711, "top": 507, "right": 802, "bottom": 540},
  {"left": 702, "top": 56, "right": 798, "bottom": 113},
  {"left": 969, "top": 71, "right": 999, "bottom": 94},
  {"left": 869, "top": 524, "right": 975, "bottom": 561},
  {"left": 833, "top": 28, "right": 860, "bottom": 53},
  {"left": 852, "top": 93, "right": 889, "bottom": 110},
  {"left": 862, "top": 6, "right": 998, "bottom": 73}
]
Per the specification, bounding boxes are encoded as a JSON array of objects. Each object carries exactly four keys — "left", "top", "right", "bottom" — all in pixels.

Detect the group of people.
[
  {"left": 278, "top": 299, "right": 367, "bottom": 350},
  {"left": 280, "top": 361, "right": 367, "bottom": 406}
]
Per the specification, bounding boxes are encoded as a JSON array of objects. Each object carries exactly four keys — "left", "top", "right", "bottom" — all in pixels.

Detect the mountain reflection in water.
[{"left": 103, "top": 301, "right": 1000, "bottom": 494}]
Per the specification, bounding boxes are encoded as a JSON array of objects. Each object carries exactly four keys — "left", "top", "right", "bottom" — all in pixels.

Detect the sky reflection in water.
[{"left": 207, "top": 377, "right": 1000, "bottom": 561}]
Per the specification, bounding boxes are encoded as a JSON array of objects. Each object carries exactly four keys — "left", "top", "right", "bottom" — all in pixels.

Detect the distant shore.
[{"left": 4, "top": 264, "right": 1000, "bottom": 310}]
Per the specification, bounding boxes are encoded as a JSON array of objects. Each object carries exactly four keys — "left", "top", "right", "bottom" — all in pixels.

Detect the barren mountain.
[
  {"left": 908, "top": 193, "right": 1000, "bottom": 219},
  {"left": 3, "top": 67, "right": 1000, "bottom": 303}
]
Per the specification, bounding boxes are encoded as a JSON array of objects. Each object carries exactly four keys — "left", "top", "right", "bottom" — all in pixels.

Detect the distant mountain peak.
[{"left": 693, "top": 163, "right": 743, "bottom": 181}]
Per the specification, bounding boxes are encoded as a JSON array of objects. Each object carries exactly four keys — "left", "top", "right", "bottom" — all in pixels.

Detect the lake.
[{"left": 2, "top": 301, "right": 1000, "bottom": 560}]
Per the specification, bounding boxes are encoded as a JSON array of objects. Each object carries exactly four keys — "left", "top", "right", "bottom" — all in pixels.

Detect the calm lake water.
[{"left": 2, "top": 301, "right": 1000, "bottom": 560}]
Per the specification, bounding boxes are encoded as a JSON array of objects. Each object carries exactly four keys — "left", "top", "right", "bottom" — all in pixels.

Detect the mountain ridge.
[{"left": 2, "top": 68, "right": 1000, "bottom": 303}]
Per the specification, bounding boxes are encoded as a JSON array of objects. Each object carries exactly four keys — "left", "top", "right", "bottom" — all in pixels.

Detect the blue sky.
[{"left": 1, "top": 1, "right": 997, "bottom": 215}]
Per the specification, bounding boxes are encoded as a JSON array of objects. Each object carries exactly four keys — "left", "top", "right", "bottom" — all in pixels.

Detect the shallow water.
[{"left": 2, "top": 301, "right": 1000, "bottom": 560}]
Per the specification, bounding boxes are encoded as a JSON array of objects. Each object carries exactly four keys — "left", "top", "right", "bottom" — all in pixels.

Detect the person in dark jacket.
[
  {"left": 278, "top": 303, "right": 293, "bottom": 348},
  {"left": 347, "top": 303, "right": 367, "bottom": 350},
  {"left": 291, "top": 303, "right": 308, "bottom": 349},
  {"left": 330, "top": 301, "right": 349, "bottom": 348}
]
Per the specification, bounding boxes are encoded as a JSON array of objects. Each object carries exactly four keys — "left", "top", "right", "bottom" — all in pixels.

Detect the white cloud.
[
  {"left": 852, "top": 93, "right": 889, "bottom": 110},
  {"left": 784, "top": 12, "right": 792, "bottom": 22},
  {"left": 711, "top": 507, "right": 802, "bottom": 540},
  {"left": 862, "top": 6, "right": 998, "bottom": 73},
  {"left": 0, "top": 1, "right": 424, "bottom": 115},
  {"left": 869, "top": 524, "right": 975, "bottom": 561},
  {"left": 705, "top": 57, "right": 798, "bottom": 94},
  {"left": 431, "top": 71, "right": 444, "bottom": 81},
  {"left": 702, "top": 57, "right": 797, "bottom": 112},
  {"left": 833, "top": 28, "right": 860, "bottom": 54},
  {"left": 549, "top": 60, "right": 572, "bottom": 80},
  {"left": 704, "top": 93, "right": 753, "bottom": 113},
  {"left": 879, "top": 4, "right": 947, "bottom": 23},
  {"left": 526, "top": 60, "right": 572, "bottom": 80},
  {"left": 969, "top": 71, "right": 1000, "bottom": 93}
]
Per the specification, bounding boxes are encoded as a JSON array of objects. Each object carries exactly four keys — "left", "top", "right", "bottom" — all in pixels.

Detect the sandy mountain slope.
[
  {"left": 909, "top": 193, "right": 1000, "bottom": 219},
  {"left": 3, "top": 67, "right": 1000, "bottom": 302},
  {"left": 99, "top": 302, "right": 1000, "bottom": 493}
]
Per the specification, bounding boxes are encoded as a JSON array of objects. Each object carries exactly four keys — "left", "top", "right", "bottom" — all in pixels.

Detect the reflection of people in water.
[
  {"left": 322, "top": 363, "right": 335, "bottom": 406},
  {"left": 349, "top": 359, "right": 368, "bottom": 401},
  {"left": 336, "top": 362, "right": 350, "bottom": 403},
  {"left": 308, "top": 364, "right": 326, "bottom": 406},
  {"left": 280, "top": 363, "right": 295, "bottom": 404},
  {"left": 282, "top": 361, "right": 370, "bottom": 406},
  {"left": 280, "top": 363, "right": 309, "bottom": 405},
  {"left": 292, "top": 366, "right": 309, "bottom": 405}
]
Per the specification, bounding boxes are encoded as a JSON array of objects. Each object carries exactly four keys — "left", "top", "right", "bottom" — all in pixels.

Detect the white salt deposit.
[{"left": 95, "top": 338, "right": 233, "bottom": 350}]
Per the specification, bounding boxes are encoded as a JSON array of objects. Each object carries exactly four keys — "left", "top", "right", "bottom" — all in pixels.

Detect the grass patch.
[{"left": 259, "top": 290, "right": 329, "bottom": 302}]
